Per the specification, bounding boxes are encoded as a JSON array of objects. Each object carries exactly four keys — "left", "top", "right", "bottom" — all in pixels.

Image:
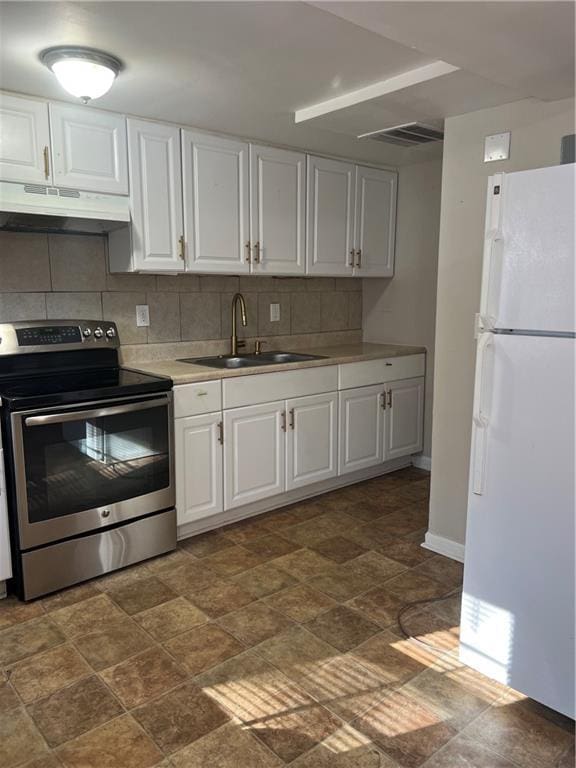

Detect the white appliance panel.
[
  {"left": 461, "top": 333, "right": 575, "bottom": 717},
  {"left": 481, "top": 164, "right": 575, "bottom": 333}
]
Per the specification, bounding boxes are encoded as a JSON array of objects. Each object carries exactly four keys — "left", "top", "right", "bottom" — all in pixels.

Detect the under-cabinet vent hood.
[
  {"left": 0, "top": 181, "right": 130, "bottom": 234},
  {"left": 358, "top": 122, "right": 444, "bottom": 147}
]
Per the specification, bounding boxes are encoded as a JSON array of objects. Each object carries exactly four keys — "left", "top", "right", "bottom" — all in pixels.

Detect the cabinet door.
[
  {"left": 127, "top": 119, "right": 184, "bottom": 272},
  {"left": 384, "top": 377, "right": 424, "bottom": 460},
  {"left": 175, "top": 412, "right": 223, "bottom": 526},
  {"left": 0, "top": 93, "right": 51, "bottom": 184},
  {"left": 286, "top": 392, "right": 337, "bottom": 491},
  {"left": 339, "top": 384, "right": 384, "bottom": 475},
  {"left": 49, "top": 104, "right": 128, "bottom": 194},
  {"left": 306, "top": 155, "right": 355, "bottom": 276},
  {"left": 224, "top": 401, "right": 285, "bottom": 510},
  {"left": 354, "top": 165, "right": 397, "bottom": 278},
  {"left": 182, "top": 131, "right": 250, "bottom": 274},
  {"left": 250, "top": 145, "right": 306, "bottom": 275}
]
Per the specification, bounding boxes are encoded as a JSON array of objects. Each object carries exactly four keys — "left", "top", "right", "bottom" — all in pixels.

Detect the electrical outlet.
[
  {"left": 270, "top": 303, "right": 280, "bottom": 322},
  {"left": 136, "top": 305, "right": 150, "bottom": 327}
]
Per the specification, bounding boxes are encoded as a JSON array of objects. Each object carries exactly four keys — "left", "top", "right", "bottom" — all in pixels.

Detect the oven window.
[{"left": 22, "top": 404, "right": 170, "bottom": 522}]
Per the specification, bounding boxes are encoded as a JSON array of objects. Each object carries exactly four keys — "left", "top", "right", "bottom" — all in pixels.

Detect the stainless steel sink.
[
  {"left": 256, "top": 351, "right": 327, "bottom": 364},
  {"left": 178, "top": 351, "right": 327, "bottom": 369}
]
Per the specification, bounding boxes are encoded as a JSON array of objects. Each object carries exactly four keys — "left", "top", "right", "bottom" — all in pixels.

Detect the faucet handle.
[{"left": 254, "top": 339, "right": 267, "bottom": 356}]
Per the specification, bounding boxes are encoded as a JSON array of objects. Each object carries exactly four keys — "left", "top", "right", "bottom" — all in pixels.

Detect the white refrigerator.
[{"left": 460, "top": 163, "right": 575, "bottom": 718}]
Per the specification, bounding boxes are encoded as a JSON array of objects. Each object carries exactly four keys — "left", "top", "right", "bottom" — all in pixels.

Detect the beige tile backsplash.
[{"left": 0, "top": 232, "right": 362, "bottom": 354}]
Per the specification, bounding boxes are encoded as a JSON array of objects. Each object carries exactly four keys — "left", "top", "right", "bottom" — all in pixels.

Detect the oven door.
[{"left": 11, "top": 393, "right": 174, "bottom": 550}]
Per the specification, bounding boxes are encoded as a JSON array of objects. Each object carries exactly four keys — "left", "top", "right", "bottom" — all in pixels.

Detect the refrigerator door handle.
[
  {"left": 479, "top": 231, "right": 504, "bottom": 330},
  {"left": 472, "top": 333, "right": 495, "bottom": 495}
]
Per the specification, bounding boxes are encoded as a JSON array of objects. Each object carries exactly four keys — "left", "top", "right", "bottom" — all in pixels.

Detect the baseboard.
[
  {"left": 178, "top": 456, "right": 412, "bottom": 541},
  {"left": 412, "top": 454, "right": 431, "bottom": 471},
  {"left": 423, "top": 531, "right": 465, "bottom": 563}
]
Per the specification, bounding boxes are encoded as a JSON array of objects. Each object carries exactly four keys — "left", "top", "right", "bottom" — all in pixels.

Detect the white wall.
[
  {"left": 363, "top": 157, "right": 443, "bottom": 460},
  {"left": 428, "top": 96, "right": 575, "bottom": 552}
]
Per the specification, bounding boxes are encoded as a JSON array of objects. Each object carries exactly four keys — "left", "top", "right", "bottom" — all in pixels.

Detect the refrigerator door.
[
  {"left": 461, "top": 333, "right": 575, "bottom": 717},
  {"left": 480, "top": 164, "right": 575, "bottom": 333}
]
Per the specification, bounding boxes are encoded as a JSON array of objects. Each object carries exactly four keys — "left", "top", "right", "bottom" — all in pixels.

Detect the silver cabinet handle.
[
  {"left": 281, "top": 410, "right": 287, "bottom": 432},
  {"left": 380, "top": 392, "right": 386, "bottom": 410},
  {"left": 289, "top": 408, "right": 295, "bottom": 429},
  {"left": 217, "top": 421, "right": 224, "bottom": 444},
  {"left": 387, "top": 389, "right": 392, "bottom": 409},
  {"left": 253, "top": 242, "right": 261, "bottom": 263},
  {"left": 24, "top": 396, "right": 170, "bottom": 426},
  {"left": 245, "top": 241, "right": 251, "bottom": 262},
  {"left": 356, "top": 249, "right": 362, "bottom": 268},
  {"left": 348, "top": 249, "right": 355, "bottom": 267}
]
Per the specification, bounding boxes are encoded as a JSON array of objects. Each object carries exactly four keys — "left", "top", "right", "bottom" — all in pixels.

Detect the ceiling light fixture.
[{"left": 40, "top": 46, "right": 123, "bottom": 104}]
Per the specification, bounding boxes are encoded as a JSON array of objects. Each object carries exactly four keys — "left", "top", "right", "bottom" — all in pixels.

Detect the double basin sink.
[{"left": 178, "top": 351, "right": 327, "bottom": 369}]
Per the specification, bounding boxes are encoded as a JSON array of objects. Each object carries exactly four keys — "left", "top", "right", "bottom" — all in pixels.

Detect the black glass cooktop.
[{"left": 0, "top": 367, "right": 172, "bottom": 410}]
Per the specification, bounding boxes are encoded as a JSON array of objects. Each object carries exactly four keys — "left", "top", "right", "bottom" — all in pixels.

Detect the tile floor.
[{"left": 0, "top": 467, "right": 573, "bottom": 767}]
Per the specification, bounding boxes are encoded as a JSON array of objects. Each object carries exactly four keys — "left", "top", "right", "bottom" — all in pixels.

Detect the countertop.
[{"left": 125, "top": 342, "right": 426, "bottom": 385}]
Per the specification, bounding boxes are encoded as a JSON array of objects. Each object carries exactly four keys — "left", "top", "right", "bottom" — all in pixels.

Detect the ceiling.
[{"left": 0, "top": 2, "right": 573, "bottom": 167}]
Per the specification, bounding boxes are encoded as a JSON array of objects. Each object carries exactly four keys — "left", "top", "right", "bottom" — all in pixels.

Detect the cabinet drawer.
[
  {"left": 223, "top": 366, "right": 338, "bottom": 409},
  {"left": 174, "top": 380, "right": 222, "bottom": 418},
  {"left": 339, "top": 354, "right": 425, "bottom": 389}
]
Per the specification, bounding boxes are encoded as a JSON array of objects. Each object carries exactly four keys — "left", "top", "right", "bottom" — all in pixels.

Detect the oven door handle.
[{"left": 24, "top": 396, "right": 170, "bottom": 427}]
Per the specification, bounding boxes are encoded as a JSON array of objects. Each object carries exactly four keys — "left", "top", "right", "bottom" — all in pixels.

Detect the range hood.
[{"left": 0, "top": 181, "right": 130, "bottom": 234}]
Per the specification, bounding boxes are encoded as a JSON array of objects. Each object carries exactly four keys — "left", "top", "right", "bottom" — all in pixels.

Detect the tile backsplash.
[{"left": 0, "top": 232, "right": 362, "bottom": 355}]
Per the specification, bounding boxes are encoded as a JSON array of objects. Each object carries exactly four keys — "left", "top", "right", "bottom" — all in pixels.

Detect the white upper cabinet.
[
  {"left": 49, "top": 104, "right": 128, "bottom": 194},
  {"left": 0, "top": 93, "right": 51, "bottom": 184},
  {"left": 354, "top": 165, "right": 397, "bottom": 277},
  {"left": 306, "top": 155, "right": 355, "bottom": 276},
  {"left": 182, "top": 131, "right": 250, "bottom": 274},
  {"left": 384, "top": 377, "right": 424, "bottom": 460},
  {"left": 250, "top": 145, "right": 306, "bottom": 275},
  {"left": 127, "top": 119, "right": 185, "bottom": 272}
]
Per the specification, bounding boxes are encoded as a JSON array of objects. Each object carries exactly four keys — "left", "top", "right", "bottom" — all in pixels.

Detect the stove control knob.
[
  {"left": 82, "top": 327, "right": 92, "bottom": 337},
  {"left": 93, "top": 327, "right": 104, "bottom": 339},
  {"left": 106, "top": 327, "right": 116, "bottom": 339}
]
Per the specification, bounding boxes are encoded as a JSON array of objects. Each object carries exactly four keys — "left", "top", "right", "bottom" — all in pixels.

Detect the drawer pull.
[
  {"left": 385, "top": 362, "right": 393, "bottom": 366},
  {"left": 196, "top": 391, "right": 208, "bottom": 397}
]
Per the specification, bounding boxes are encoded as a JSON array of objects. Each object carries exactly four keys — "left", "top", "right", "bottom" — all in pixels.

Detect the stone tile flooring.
[{"left": 0, "top": 467, "right": 573, "bottom": 767}]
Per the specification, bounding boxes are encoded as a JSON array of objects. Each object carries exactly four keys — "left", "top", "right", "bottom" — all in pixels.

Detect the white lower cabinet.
[
  {"left": 286, "top": 392, "right": 338, "bottom": 491},
  {"left": 174, "top": 361, "right": 425, "bottom": 530},
  {"left": 175, "top": 412, "right": 223, "bottom": 525},
  {"left": 224, "top": 401, "right": 286, "bottom": 510},
  {"left": 339, "top": 384, "right": 385, "bottom": 475},
  {"left": 384, "top": 377, "right": 424, "bottom": 460}
]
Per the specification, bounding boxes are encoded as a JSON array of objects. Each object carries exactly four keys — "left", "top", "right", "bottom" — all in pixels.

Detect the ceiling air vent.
[{"left": 359, "top": 123, "right": 444, "bottom": 147}]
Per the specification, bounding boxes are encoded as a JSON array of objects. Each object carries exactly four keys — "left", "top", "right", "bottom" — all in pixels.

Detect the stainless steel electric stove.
[{"left": 0, "top": 319, "right": 176, "bottom": 600}]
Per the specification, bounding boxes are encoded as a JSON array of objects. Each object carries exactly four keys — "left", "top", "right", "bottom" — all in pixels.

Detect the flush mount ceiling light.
[{"left": 40, "top": 46, "right": 123, "bottom": 104}]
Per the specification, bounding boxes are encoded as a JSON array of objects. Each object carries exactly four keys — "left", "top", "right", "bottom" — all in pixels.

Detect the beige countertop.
[{"left": 125, "top": 342, "right": 426, "bottom": 385}]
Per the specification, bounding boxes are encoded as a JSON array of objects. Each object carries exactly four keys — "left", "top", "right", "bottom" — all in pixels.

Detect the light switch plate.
[
  {"left": 270, "top": 303, "right": 280, "bottom": 322},
  {"left": 136, "top": 305, "right": 150, "bottom": 327},
  {"left": 484, "top": 132, "right": 510, "bottom": 162}
]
